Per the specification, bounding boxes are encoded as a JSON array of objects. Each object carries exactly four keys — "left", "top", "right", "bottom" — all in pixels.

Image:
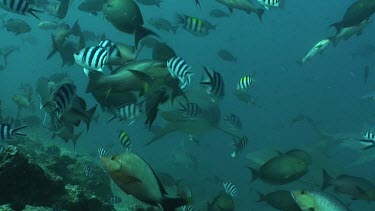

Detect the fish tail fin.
[
  {"left": 85, "top": 105, "right": 97, "bottom": 131},
  {"left": 85, "top": 70, "right": 104, "bottom": 93},
  {"left": 171, "top": 25, "right": 179, "bottom": 34},
  {"left": 3, "top": 49, "right": 15, "bottom": 66},
  {"left": 361, "top": 144, "right": 375, "bottom": 150},
  {"left": 256, "top": 9, "right": 265, "bottom": 22},
  {"left": 70, "top": 20, "right": 81, "bottom": 37},
  {"left": 135, "top": 26, "right": 158, "bottom": 49},
  {"left": 161, "top": 197, "right": 187, "bottom": 211},
  {"left": 330, "top": 22, "right": 342, "bottom": 33},
  {"left": 327, "top": 36, "right": 337, "bottom": 47},
  {"left": 12, "top": 125, "right": 28, "bottom": 136},
  {"left": 176, "top": 14, "right": 185, "bottom": 25},
  {"left": 321, "top": 169, "right": 332, "bottom": 190},
  {"left": 28, "top": 8, "right": 43, "bottom": 20},
  {"left": 200, "top": 66, "right": 213, "bottom": 85},
  {"left": 72, "top": 132, "right": 82, "bottom": 150},
  {"left": 47, "top": 34, "right": 58, "bottom": 60},
  {"left": 256, "top": 191, "right": 266, "bottom": 202},
  {"left": 246, "top": 166, "right": 259, "bottom": 183}
]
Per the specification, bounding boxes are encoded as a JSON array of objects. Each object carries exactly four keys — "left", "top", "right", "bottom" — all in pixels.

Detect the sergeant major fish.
[
  {"left": 0, "top": 0, "right": 42, "bottom": 19},
  {"left": 0, "top": 123, "right": 27, "bottom": 140}
]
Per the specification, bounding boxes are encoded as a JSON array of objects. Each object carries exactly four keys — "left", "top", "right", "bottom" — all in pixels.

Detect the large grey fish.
[
  {"left": 3, "top": 18, "right": 31, "bottom": 35},
  {"left": 136, "top": 0, "right": 162, "bottom": 7},
  {"left": 103, "top": 0, "right": 157, "bottom": 48},
  {"left": 216, "top": 0, "right": 265, "bottom": 22},
  {"left": 101, "top": 152, "right": 188, "bottom": 210},
  {"left": 78, "top": 0, "right": 106, "bottom": 15},
  {"left": 148, "top": 18, "right": 179, "bottom": 34},
  {"left": 331, "top": 0, "right": 375, "bottom": 33}
]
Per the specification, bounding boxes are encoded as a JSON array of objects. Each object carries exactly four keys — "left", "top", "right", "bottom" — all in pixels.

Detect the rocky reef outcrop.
[{"left": 0, "top": 137, "right": 114, "bottom": 211}]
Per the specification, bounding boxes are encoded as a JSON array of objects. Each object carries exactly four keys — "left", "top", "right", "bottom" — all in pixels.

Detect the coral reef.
[{"left": 0, "top": 137, "right": 114, "bottom": 211}]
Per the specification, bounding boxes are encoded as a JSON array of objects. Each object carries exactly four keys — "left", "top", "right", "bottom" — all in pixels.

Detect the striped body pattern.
[
  {"left": 223, "top": 182, "right": 238, "bottom": 198},
  {"left": 231, "top": 136, "right": 248, "bottom": 158},
  {"left": 52, "top": 83, "right": 76, "bottom": 118},
  {"left": 258, "top": 0, "right": 280, "bottom": 9},
  {"left": 84, "top": 164, "right": 94, "bottom": 178},
  {"left": 167, "top": 57, "right": 193, "bottom": 89},
  {"left": 224, "top": 114, "right": 242, "bottom": 131},
  {"left": 237, "top": 76, "right": 254, "bottom": 90},
  {"left": 98, "top": 39, "right": 120, "bottom": 61},
  {"left": 178, "top": 102, "right": 202, "bottom": 117},
  {"left": 0, "top": 123, "right": 27, "bottom": 140},
  {"left": 112, "top": 102, "right": 143, "bottom": 121},
  {"left": 181, "top": 205, "right": 195, "bottom": 211},
  {"left": 74, "top": 46, "right": 109, "bottom": 73},
  {"left": 108, "top": 196, "right": 122, "bottom": 204},
  {"left": 0, "top": 0, "right": 41, "bottom": 19},
  {"left": 200, "top": 66, "right": 225, "bottom": 100},
  {"left": 118, "top": 130, "right": 131, "bottom": 151},
  {"left": 98, "top": 147, "right": 109, "bottom": 158},
  {"left": 177, "top": 14, "right": 214, "bottom": 36}
]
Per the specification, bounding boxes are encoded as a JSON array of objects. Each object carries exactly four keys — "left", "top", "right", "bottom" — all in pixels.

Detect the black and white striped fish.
[
  {"left": 108, "top": 196, "right": 122, "bottom": 204},
  {"left": 74, "top": 46, "right": 110, "bottom": 75},
  {"left": 231, "top": 136, "right": 248, "bottom": 158},
  {"left": 200, "top": 66, "right": 224, "bottom": 101},
  {"left": 176, "top": 14, "right": 216, "bottom": 37},
  {"left": 0, "top": 0, "right": 43, "bottom": 19},
  {"left": 178, "top": 102, "right": 202, "bottom": 117},
  {"left": 0, "top": 123, "right": 27, "bottom": 140},
  {"left": 223, "top": 182, "right": 238, "bottom": 198},
  {"left": 257, "top": 0, "right": 282, "bottom": 10},
  {"left": 46, "top": 145, "right": 61, "bottom": 156},
  {"left": 108, "top": 101, "right": 144, "bottom": 124},
  {"left": 167, "top": 57, "right": 193, "bottom": 89},
  {"left": 224, "top": 114, "right": 242, "bottom": 131},
  {"left": 98, "top": 147, "right": 109, "bottom": 158},
  {"left": 118, "top": 130, "right": 131, "bottom": 151},
  {"left": 358, "top": 131, "right": 375, "bottom": 150},
  {"left": 84, "top": 164, "right": 94, "bottom": 178},
  {"left": 98, "top": 39, "right": 121, "bottom": 61},
  {"left": 181, "top": 205, "right": 195, "bottom": 211},
  {"left": 44, "top": 83, "right": 76, "bottom": 119},
  {"left": 237, "top": 75, "right": 254, "bottom": 90}
]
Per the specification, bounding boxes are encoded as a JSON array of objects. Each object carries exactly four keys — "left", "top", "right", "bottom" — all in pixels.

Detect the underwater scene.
[{"left": 1, "top": 0, "right": 375, "bottom": 210}]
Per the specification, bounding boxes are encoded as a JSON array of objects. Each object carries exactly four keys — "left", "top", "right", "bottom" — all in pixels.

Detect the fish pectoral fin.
[{"left": 124, "top": 176, "right": 142, "bottom": 185}]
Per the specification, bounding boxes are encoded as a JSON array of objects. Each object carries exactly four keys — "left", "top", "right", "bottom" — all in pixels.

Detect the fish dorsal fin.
[{"left": 141, "top": 157, "right": 168, "bottom": 195}]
